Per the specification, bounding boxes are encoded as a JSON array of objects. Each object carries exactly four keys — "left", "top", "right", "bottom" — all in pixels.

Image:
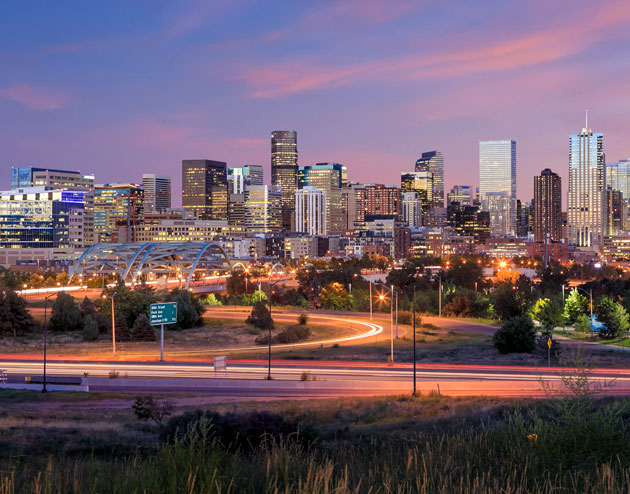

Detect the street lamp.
[
  {"left": 374, "top": 282, "right": 396, "bottom": 362},
  {"left": 575, "top": 286, "right": 594, "bottom": 333},
  {"left": 42, "top": 293, "right": 56, "bottom": 393},
  {"left": 429, "top": 273, "right": 443, "bottom": 318},
  {"left": 103, "top": 293, "right": 117, "bottom": 358},
  {"left": 266, "top": 279, "right": 283, "bottom": 380}
]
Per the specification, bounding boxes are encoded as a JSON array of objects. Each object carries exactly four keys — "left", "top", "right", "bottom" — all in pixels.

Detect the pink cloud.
[
  {"left": 0, "top": 84, "right": 70, "bottom": 110},
  {"left": 235, "top": 0, "right": 630, "bottom": 98}
]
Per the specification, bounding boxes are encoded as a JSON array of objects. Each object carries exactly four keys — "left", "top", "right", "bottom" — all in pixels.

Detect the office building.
[
  {"left": 533, "top": 168, "right": 562, "bottom": 243},
  {"left": 479, "top": 140, "right": 517, "bottom": 235},
  {"left": 415, "top": 151, "right": 444, "bottom": 207},
  {"left": 567, "top": 125, "right": 606, "bottom": 247},
  {"left": 516, "top": 200, "right": 533, "bottom": 238},
  {"left": 482, "top": 192, "right": 513, "bottom": 237},
  {"left": 271, "top": 130, "right": 298, "bottom": 230},
  {"left": 244, "top": 185, "right": 282, "bottom": 233},
  {"left": 295, "top": 186, "right": 327, "bottom": 236},
  {"left": 94, "top": 184, "right": 143, "bottom": 243},
  {"left": 447, "top": 185, "right": 473, "bottom": 207},
  {"left": 142, "top": 174, "right": 171, "bottom": 213},
  {"left": 447, "top": 203, "right": 490, "bottom": 243},
  {"left": 182, "top": 159, "right": 228, "bottom": 221},
  {"left": 351, "top": 184, "right": 400, "bottom": 223},
  {"left": 0, "top": 187, "right": 89, "bottom": 248},
  {"left": 228, "top": 165, "right": 264, "bottom": 194},
  {"left": 298, "top": 163, "right": 346, "bottom": 235},
  {"left": 401, "top": 192, "right": 423, "bottom": 228},
  {"left": 401, "top": 171, "right": 433, "bottom": 214}
]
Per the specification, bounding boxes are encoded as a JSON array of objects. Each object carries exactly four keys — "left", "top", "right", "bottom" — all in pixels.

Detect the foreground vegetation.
[{"left": 2, "top": 373, "right": 630, "bottom": 493}]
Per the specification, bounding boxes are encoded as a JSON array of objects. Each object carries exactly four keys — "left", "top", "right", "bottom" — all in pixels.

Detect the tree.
[
  {"left": 493, "top": 314, "right": 536, "bottom": 354},
  {"left": 493, "top": 276, "right": 533, "bottom": 321},
  {"left": 226, "top": 270, "right": 247, "bottom": 296},
  {"left": 563, "top": 289, "right": 589, "bottom": 325},
  {"left": 82, "top": 315, "right": 99, "bottom": 341},
  {"left": 575, "top": 314, "right": 592, "bottom": 333},
  {"left": 530, "top": 297, "right": 564, "bottom": 331},
  {"left": 115, "top": 311, "right": 132, "bottom": 342},
  {"left": 0, "top": 289, "right": 37, "bottom": 337},
  {"left": 132, "top": 395, "right": 174, "bottom": 428},
  {"left": 444, "top": 259, "right": 484, "bottom": 290},
  {"left": 536, "top": 261, "right": 569, "bottom": 296},
  {"left": 246, "top": 301, "right": 274, "bottom": 331},
  {"left": 48, "top": 292, "right": 83, "bottom": 332},
  {"left": 131, "top": 314, "right": 156, "bottom": 341},
  {"left": 319, "top": 282, "right": 353, "bottom": 311},
  {"left": 595, "top": 296, "right": 630, "bottom": 338}
]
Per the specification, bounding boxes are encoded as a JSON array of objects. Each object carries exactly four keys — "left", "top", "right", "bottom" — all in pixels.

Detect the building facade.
[
  {"left": 401, "top": 191, "right": 423, "bottom": 228},
  {"left": 415, "top": 151, "right": 444, "bottom": 208},
  {"left": 295, "top": 186, "right": 327, "bottom": 236},
  {"left": 567, "top": 128, "right": 606, "bottom": 247},
  {"left": 228, "top": 165, "right": 264, "bottom": 194},
  {"left": 244, "top": 185, "right": 282, "bottom": 234},
  {"left": 533, "top": 168, "right": 562, "bottom": 243},
  {"left": 94, "top": 184, "right": 144, "bottom": 243},
  {"left": 271, "top": 131, "right": 298, "bottom": 231},
  {"left": 401, "top": 171, "right": 433, "bottom": 215},
  {"left": 606, "top": 159, "right": 630, "bottom": 230},
  {"left": 182, "top": 159, "right": 228, "bottom": 221},
  {"left": 297, "top": 163, "right": 346, "bottom": 235},
  {"left": 447, "top": 185, "right": 473, "bottom": 206}
]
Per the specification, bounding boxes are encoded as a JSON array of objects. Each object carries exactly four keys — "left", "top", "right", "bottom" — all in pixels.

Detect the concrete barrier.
[{"left": 0, "top": 383, "right": 89, "bottom": 392}]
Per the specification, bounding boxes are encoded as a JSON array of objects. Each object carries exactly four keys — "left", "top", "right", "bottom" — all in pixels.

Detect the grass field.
[{"left": 2, "top": 384, "right": 630, "bottom": 493}]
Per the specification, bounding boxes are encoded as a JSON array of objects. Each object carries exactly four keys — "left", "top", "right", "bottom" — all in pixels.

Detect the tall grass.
[{"left": 4, "top": 396, "right": 630, "bottom": 493}]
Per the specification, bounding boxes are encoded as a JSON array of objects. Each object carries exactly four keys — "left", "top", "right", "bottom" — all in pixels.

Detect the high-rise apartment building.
[
  {"left": 295, "top": 186, "right": 327, "bottom": 236},
  {"left": 479, "top": 140, "right": 516, "bottom": 235},
  {"left": 447, "top": 185, "right": 473, "bottom": 207},
  {"left": 0, "top": 187, "right": 89, "bottom": 248},
  {"left": 94, "top": 184, "right": 143, "bottom": 243},
  {"left": 228, "top": 165, "right": 264, "bottom": 194},
  {"left": 401, "top": 192, "right": 423, "bottom": 228},
  {"left": 182, "top": 160, "right": 228, "bottom": 221},
  {"left": 401, "top": 171, "right": 433, "bottom": 214},
  {"left": 350, "top": 184, "right": 400, "bottom": 223},
  {"left": 271, "top": 131, "right": 298, "bottom": 230},
  {"left": 567, "top": 126, "right": 606, "bottom": 247},
  {"left": 142, "top": 174, "right": 171, "bottom": 213},
  {"left": 533, "top": 169, "right": 562, "bottom": 243},
  {"left": 298, "top": 163, "right": 346, "bottom": 235},
  {"left": 415, "top": 151, "right": 444, "bottom": 208},
  {"left": 606, "top": 188, "right": 624, "bottom": 236},
  {"left": 516, "top": 200, "right": 533, "bottom": 238},
  {"left": 244, "top": 185, "right": 282, "bottom": 233}
]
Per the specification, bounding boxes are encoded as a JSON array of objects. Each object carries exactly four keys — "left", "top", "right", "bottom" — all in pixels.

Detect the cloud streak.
[{"left": 0, "top": 84, "right": 70, "bottom": 110}]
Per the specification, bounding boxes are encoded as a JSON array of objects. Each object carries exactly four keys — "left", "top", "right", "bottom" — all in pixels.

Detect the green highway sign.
[{"left": 150, "top": 302, "right": 177, "bottom": 325}]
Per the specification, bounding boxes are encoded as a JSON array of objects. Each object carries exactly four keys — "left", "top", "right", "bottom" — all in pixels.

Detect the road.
[{"left": 2, "top": 356, "right": 629, "bottom": 398}]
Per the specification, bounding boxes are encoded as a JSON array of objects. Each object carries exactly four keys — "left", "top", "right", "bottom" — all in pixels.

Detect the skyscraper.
[
  {"left": 479, "top": 140, "right": 516, "bottom": 235},
  {"left": 94, "top": 183, "right": 143, "bottom": 243},
  {"left": 533, "top": 169, "right": 562, "bottom": 243},
  {"left": 182, "top": 160, "right": 228, "bottom": 221},
  {"left": 297, "top": 163, "right": 346, "bottom": 235},
  {"left": 228, "top": 165, "right": 264, "bottom": 194},
  {"left": 401, "top": 192, "right": 423, "bottom": 228},
  {"left": 271, "top": 130, "right": 298, "bottom": 231},
  {"left": 606, "top": 159, "right": 630, "bottom": 230},
  {"left": 244, "top": 185, "right": 282, "bottom": 233},
  {"left": 142, "top": 174, "right": 171, "bottom": 213},
  {"left": 567, "top": 124, "right": 605, "bottom": 247},
  {"left": 415, "top": 151, "right": 444, "bottom": 208}
]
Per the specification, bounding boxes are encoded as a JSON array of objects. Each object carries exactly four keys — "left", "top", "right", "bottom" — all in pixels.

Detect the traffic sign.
[
  {"left": 547, "top": 337, "right": 552, "bottom": 349},
  {"left": 150, "top": 302, "right": 177, "bottom": 325}
]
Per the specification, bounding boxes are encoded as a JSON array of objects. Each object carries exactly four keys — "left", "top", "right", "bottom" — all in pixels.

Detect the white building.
[
  {"left": 295, "top": 186, "right": 327, "bottom": 235},
  {"left": 142, "top": 174, "right": 171, "bottom": 213},
  {"left": 401, "top": 192, "right": 423, "bottom": 227}
]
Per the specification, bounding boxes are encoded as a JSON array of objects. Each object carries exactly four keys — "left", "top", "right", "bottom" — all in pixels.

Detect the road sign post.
[
  {"left": 547, "top": 337, "right": 552, "bottom": 367},
  {"left": 149, "top": 303, "right": 177, "bottom": 362}
]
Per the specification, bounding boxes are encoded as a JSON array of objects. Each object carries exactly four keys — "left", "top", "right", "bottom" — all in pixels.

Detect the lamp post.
[
  {"left": 413, "top": 284, "right": 417, "bottom": 396},
  {"left": 104, "top": 293, "right": 117, "bottom": 358},
  {"left": 374, "top": 282, "right": 395, "bottom": 362},
  {"left": 429, "top": 273, "right": 443, "bottom": 318},
  {"left": 369, "top": 280, "right": 373, "bottom": 320},
  {"left": 575, "top": 286, "right": 594, "bottom": 333},
  {"left": 266, "top": 279, "right": 283, "bottom": 380},
  {"left": 42, "top": 293, "right": 56, "bottom": 393}
]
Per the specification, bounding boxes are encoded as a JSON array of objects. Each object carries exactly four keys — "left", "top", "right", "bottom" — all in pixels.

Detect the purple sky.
[{"left": 1, "top": 0, "right": 629, "bottom": 206}]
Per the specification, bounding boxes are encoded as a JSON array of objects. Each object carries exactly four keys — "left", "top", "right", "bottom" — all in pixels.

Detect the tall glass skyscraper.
[
  {"left": 271, "top": 130, "right": 298, "bottom": 231},
  {"left": 479, "top": 140, "right": 516, "bottom": 235},
  {"left": 182, "top": 160, "right": 228, "bottom": 221},
  {"left": 297, "top": 163, "right": 346, "bottom": 235},
  {"left": 415, "top": 151, "right": 444, "bottom": 208},
  {"left": 568, "top": 128, "right": 605, "bottom": 247}
]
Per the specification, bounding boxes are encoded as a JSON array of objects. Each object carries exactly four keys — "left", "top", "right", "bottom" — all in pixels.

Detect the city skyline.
[{"left": 2, "top": 1, "right": 630, "bottom": 204}]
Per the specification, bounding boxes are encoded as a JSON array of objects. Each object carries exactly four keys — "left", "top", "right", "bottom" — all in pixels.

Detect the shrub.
[
  {"left": 132, "top": 395, "right": 174, "bottom": 428},
  {"left": 493, "top": 314, "right": 536, "bottom": 354},
  {"left": 203, "top": 293, "right": 222, "bottom": 306},
  {"left": 161, "top": 410, "right": 317, "bottom": 452},
  {"left": 82, "top": 315, "right": 99, "bottom": 341},
  {"left": 0, "top": 289, "right": 37, "bottom": 337},
  {"left": 397, "top": 311, "right": 423, "bottom": 326},
  {"left": 298, "top": 313, "right": 308, "bottom": 325}
]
